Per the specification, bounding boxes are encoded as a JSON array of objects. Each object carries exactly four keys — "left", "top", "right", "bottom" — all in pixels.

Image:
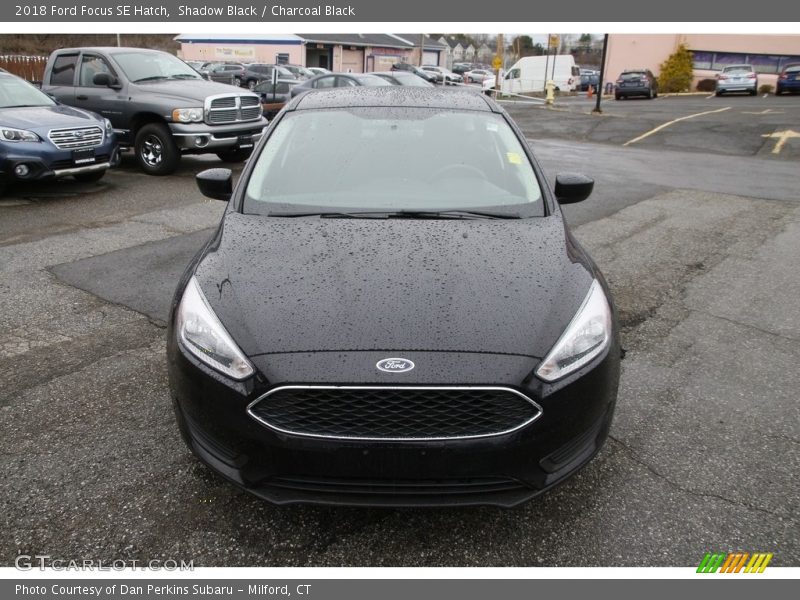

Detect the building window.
[{"left": 693, "top": 50, "right": 800, "bottom": 75}]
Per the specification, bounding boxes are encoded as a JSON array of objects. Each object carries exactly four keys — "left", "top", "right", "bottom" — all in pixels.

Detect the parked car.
[
  {"left": 167, "top": 87, "right": 620, "bottom": 508},
  {"left": 421, "top": 65, "right": 463, "bottom": 85},
  {"left": 391, "top": 62, "right": 438, "bottom": 83},
  {"left": 776, "top": 63, "right": 800, "bottom": 95},
  {"left": 242, "top": 63, "right": 296, "bottom": 91},
  {"left": 42, "top": 47, "right": 267, "bottom": 175},
  {"left": 464, "top": 69, "right": 494, "bottom": 84},
  {"left": 579, "top": 72, "right": 599, "bottom": 92},
  {"left": 614, "top": 69, "right": 658, "bottom": 99},
  {"left": 201, "top": 62, "right": 246, "bottom": 86},
  {"left": 452, "top": 63, "right": 473, "bottom": 75},
  {"left": 307, "top": 67, "right": 332, "bottom": 76},
  {"left": 0, "top": 71, "right": 119, "bottom": 197},
  {"left": 254, "top": 79, "right": 300, "bottom": 118},
  {"left": 289, "top": 72, "right": 392, "bottom": 98},
  {"left": 281, "top": 64, "right": 316, "bottom": 80},
  {"left": 371, "top": 71, "right": 434, "bottom": 87},
  {"left": 715, "top": 64, "right": 758, "bottom": 96}
]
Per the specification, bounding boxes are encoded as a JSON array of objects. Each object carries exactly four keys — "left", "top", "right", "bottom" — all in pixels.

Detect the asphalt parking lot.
[{"left": 1, "top": 94, "right": 798, "bottom": 567}]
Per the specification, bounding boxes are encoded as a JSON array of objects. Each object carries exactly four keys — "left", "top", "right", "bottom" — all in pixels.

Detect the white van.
[{"left": 483, "top": 55, "right": 580, "bottom": 95}]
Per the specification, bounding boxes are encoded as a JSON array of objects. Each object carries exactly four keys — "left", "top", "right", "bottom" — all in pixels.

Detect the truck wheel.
[
  {"left": 216, "top": 147, "right": 253, "bottom": 163},
  {"left": 0, "top": 181, "right": 6, "bottom": 198},
  {"left": 135, "top": 123, "right": 179, "bottom": 176},
  {"left": 73, "top": 169, "right": 106, "bottom": 183}
]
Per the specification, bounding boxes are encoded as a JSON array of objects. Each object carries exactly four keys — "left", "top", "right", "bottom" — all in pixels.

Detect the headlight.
[
  {"left": 1, "top": 128, "right": 40, "bottom": 142},
  {"left": 103, "top": 118, "right": 113, "bottom": 132},
  {"left": 176, "top": 277, "right": 255, "bottom": 380},
  {"left": 535, "top": 280, "right": 612, "bottom": 382},
  {"left": 172, "top": 107, "right": 204, "bottom": 123}
]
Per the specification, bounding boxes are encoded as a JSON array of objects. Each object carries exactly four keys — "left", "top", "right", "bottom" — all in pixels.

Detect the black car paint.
[{"left": 167, "top": 88, "right": 620, "bottom": 507}]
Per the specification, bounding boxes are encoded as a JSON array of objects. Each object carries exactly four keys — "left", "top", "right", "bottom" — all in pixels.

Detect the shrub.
[
  {"left": 696, "top": 78, "right": 716, "bottom": 92},
  {"left": 758, "top": 84, "right": 773, "bottom": 95},
  {"left": 658, "top": 43, "right": 694, "bottom": 93}
]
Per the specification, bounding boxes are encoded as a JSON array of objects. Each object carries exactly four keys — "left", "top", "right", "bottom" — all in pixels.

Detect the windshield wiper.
[
  {"left": 268, "top": 210, "right": 521, "bottom": 220},
  {"left": 132, "top": 76, "right": 169, "bottom": 83},
  {"left": 392, "top": 210, "right": 521, "bottom": 220},
  {"left": 269, "top": 211, "right": 391, "bottom": 219},
  {"left": 170, "top": 74, "right": 201, "bottom": 80}
]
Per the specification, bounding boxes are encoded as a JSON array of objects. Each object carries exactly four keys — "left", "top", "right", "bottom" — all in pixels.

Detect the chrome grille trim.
[
  {"left": 204, "top": 93, "right": 262, "bottom": 125},
  {"left": 48, "top": 126, "right": 104, "bottom": 149},
  {"left": 246, "top": 385, "right": 544, "bottom": 442}
]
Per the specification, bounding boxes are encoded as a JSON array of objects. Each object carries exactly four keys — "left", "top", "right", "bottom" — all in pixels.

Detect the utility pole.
[
  {"left": 494, "top": 33, "right": 503, "bottom": 96},
  {"left": 419, "top": 34, "right": 424, "bottom": 67},
  {"left": 116, "top": 33, "right": 121, "bottom": 47},
  {"left": 593, "top": 34, "right": 609, "bottom": 114}
]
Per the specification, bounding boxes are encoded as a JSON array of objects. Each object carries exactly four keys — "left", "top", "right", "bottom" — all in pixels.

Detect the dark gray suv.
[{"left": 615, "top": 69, "right": 659, "bottom": 100}]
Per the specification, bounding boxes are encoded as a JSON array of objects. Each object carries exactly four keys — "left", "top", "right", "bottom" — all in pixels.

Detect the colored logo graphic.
[{"left": 697, "top": 552, "right": 773, "bottom": 573}]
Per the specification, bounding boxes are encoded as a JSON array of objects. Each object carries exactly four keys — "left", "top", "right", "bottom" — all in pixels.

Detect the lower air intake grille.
[{"left": 247, "top": 386, "right": 542, "bottom": 441}]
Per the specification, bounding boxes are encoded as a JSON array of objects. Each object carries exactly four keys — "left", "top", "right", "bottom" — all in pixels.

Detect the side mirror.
[
  {"left": 196, "top": 168, "right": 232, "bottom": 201},
  {"left": 554, "top": 172, "right": 594, "bottom": 204},
  {"left": 93, "top": 73, "right": 121, "bottom": 89}
]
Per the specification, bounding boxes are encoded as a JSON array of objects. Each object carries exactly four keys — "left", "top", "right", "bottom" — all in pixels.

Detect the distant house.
[
  {"left": 438, "top": 36, "right": 467, "bottom": 68},
  {"left": 476, "top": 43, "right": 494, "bottom": 64}
]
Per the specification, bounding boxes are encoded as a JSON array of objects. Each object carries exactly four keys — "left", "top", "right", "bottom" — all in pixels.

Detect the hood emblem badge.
[{"left": 376, "top": 358, "right": 415, "bottom": 373}]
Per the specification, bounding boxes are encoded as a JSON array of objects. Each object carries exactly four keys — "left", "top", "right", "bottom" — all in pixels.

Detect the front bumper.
[
  {"left": 170, "top": 119, "right": 267, "bottom": 152},
  {"left": 167, "top": 340, "right": 620, "bottom": 507},
  {"left": 0, "top": 137, "right": 119, "bottom": 183}
]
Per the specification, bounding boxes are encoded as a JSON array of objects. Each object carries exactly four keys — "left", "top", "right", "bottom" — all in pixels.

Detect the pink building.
[{"left": 605, "top": 34, "right": 800, "bottom": 90}]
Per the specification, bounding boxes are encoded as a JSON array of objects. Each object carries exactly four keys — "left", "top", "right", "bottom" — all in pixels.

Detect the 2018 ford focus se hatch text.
[{"left": 167, "top": 88, "right": 621, "bottom": 507}]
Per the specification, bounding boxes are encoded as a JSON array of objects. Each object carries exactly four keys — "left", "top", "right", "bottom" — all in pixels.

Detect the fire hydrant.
[{"left": 545, "top": 80, "right": 556, "bottom": 106}]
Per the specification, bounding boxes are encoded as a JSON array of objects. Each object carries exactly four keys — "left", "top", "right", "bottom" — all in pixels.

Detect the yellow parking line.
[{"left": 623, "top": 107, "right": 732, "bottom": 146}]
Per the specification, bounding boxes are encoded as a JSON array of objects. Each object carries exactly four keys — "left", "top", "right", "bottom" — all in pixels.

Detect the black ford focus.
[{"left": 167, "top": 88, "right": 620, "bottom": 507}]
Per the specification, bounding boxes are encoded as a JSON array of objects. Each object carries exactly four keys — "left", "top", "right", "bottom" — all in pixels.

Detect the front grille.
[
  {"left": 267, "top": 475, "right": 525, "bottom": 496},
  {"left": 247, "top": 386, "right": 542, "bottom": 441},
  {"left": 206, "top": 94, "right": 261, "bottom": 124},
  {"left": 48, "top": 126, "right": 104, "bottom": 149}
]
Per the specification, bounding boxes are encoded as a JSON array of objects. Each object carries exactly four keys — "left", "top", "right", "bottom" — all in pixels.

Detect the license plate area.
[
  {"left": 72, "top": 148, "right": 96, "bottom": 165},
  {"left": 237, "top": 135, "right": 254, "bottom": 149}
]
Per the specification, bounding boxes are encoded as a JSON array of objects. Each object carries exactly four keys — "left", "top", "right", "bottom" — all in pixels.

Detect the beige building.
[{"left": 605, "top": 34, "right": 800, "bottom": 90}]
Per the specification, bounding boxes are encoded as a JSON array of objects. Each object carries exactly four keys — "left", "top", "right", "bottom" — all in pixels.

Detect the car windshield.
[
  {"left": 723, "top": 66, "right": 752, "bottom": 74},
  {"left": 392, "top": 73, "right": 432, "bottom": 87},
  {"left": 244, "top": 107, "right": 544, "bottom": 217},
  {"left": 352, "top": 75, "right": 395, "bottom": 87},
  {"left": 112, "top": 51, "right": 203, "bottom": 82},
  {"left": 0, "top": 76, "right": 55, "bottom": 108}
]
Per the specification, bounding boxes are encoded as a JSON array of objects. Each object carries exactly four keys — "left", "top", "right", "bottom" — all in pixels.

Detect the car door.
[
  {"left": 313, "top": 75, "right": 337, "bottom": 89},
  {"left": 73, "top": 53, "right": 129, "bottom": 134},
  {"left": 45, "top": 52, "right": 79, "bottom": 104}
]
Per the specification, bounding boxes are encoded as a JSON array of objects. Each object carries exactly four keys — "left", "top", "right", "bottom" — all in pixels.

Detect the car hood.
[
  {"left": 0, "top": 104, "right": 103, "bottom": 130},
  {"left": 132, "top": 79, "right": 248, "bottom": 103},
  {"left": 195, "top": 212, "right": 594, "bottom": 359}
]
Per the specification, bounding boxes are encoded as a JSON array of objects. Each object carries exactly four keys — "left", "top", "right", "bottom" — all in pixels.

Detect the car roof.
[
  {"left": 289, "top": 87, "right": 498, "bottom": 112},
  {"left": 55, "top": 47, "right": 169, "bottom": 55}
]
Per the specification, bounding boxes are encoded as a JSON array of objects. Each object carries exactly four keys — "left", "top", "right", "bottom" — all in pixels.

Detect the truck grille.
[
  {"left": 206, "top": 94, "right": 261, "bottom": 124},
  {"left": 247, "top": 386, "right": 543, "bottom": 441},
  {"left": 48, "top": 126, "right": 104, "bottom": 149}
]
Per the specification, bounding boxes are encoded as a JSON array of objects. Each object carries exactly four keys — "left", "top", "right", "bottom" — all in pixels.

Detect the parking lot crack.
[
  {"left": 607, "top": 435, "right": 791, "bottom": 519},
  {"left": 691, "top": 309, "right": 800, "bottom": 344}
]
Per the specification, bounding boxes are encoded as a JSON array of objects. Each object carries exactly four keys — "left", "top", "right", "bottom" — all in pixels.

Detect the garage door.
[
  {"left": 341, "top": 49, "right": 364, "bottom": 73},
  {"left": 423, "top": 51, "right": 440, "bottom": 65}
]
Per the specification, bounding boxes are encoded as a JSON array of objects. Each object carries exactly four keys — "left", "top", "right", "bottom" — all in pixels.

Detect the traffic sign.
[
  {"left": 549, "top": 34, "right": 560, "bottom": 49},
  {"left": 492, "top": 56, "right": 502, "bottom": 70}
]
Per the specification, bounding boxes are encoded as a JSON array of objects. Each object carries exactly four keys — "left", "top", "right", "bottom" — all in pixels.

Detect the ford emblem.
[{"left": 376, "top": 358, "right": 415, "bottom": 373}]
